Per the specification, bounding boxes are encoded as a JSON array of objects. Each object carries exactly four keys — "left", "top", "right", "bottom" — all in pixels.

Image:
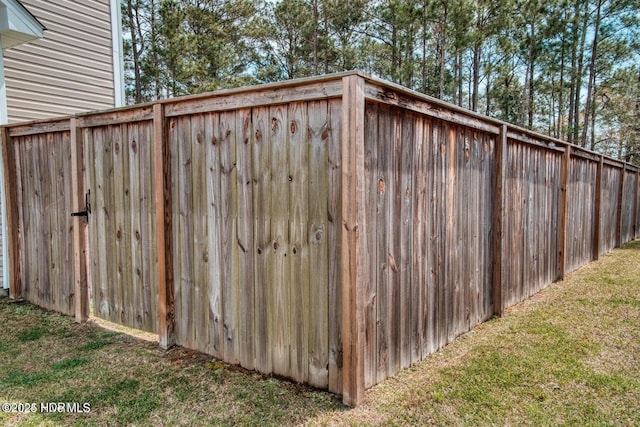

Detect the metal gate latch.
[{"left": 71, "top": 190, "right": 91, "bottom": 218}]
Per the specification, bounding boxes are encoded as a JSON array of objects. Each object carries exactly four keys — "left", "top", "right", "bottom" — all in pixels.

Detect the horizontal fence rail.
[{"left": 1, "top": 72, "right": 638, "bottom": 407}]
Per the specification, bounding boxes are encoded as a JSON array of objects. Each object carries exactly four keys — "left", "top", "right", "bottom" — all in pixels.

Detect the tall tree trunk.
[
  {"left": 557, "top": 16, "right": 566, "bottom": 139},
  {"left": 421, "top": 8, "right": 428, "bottom": 93},
  {"left": 151, "top": 0, "right": 160, "bottom": 99},
  {"left": 392, "top": 19, "right": 399, "bottom": 82},
  {"left": 312, "top": 0, "right": 318, "bottom": 75},
  {"left": 590, "top": 96, "right": 597, "bottom": 151},
  {"left": 567, "top": 2, "right": 579, "bottom": 143},
  {"left": 454, "top": 50, "right": 461, "bottom": 106},
  {"left": 438, "top": 3, "right": 448, "bottom": 99},
  {"left": 573, "top": 7, "right": 589, "bottom": 145},
  {"left": 404, "top": 21, "right": 416, "bottom": 88},
  {"left": 527, "top": 20, "right": 536, "bottom": 129},
  {"left": 472, "top": 43, "right": 481, "bottom": 111},
  {"left": 582, "top": 0, "right": 603, "bottom": 148},
  {"left": 485, "top": 74, "right": 491, "bottom": 115},
  {"left": 323, "top": 1, "right": 329, "bottom": 74},
  {"left": 127, "top": 0, "right": 143, "bottom": 103},
  {"left": 550, "top": 75, "right": 556, "bottom": 136}
]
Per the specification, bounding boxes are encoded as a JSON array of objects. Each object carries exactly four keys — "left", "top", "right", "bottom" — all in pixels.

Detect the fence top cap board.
[{"left": 0, "top": 69, "right": 637, "bottom": 170}]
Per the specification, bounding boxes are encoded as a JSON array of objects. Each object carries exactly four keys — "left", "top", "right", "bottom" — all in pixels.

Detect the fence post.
[
  {"left": 70, "top": 118, "right": 89, "bottom": 321},
  {"left": 615, "top": 164, "right": 625, "bottom": 248},
  {"left": 341, "top": 74, "right": 366, "bottom": 407},
  {"left": 154, "top": 103, "right": 175, "bottom": 349},
  {"left": 634, "top": 168, "right": 639, "bottom": 239},
  {"left": 558, "top": 145, "right": 571, "bottom": 280},
  {"left": 0, "top": 126, "right": 20, "bottom": 299},
  {"left": 593, "top": 155, "right": 603, "bottom": 260},
  {"left": 492, "top": 124, "right": 507, "bottom": 316}
]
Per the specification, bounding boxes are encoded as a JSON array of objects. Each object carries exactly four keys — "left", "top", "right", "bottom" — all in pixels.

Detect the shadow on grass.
[{"left": 0, "top": 298, "right": 348, "bottom": 426}]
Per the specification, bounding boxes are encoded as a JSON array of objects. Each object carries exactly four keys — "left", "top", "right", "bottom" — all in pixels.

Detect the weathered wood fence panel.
[
  {"left": 8, "top": 125, "right": 75, "bottom": 315},
  {"left": 621, "top": 167, "right": 637, "bottom": 244},
  {"left": 503, "top": 140, "right": 562, "bottom": 308},
  {"left": 167, "top": 98, "right": 342, "bottom": 389},
  {"left": 362, "top": 102, "right": 495, "bottom": 388},
  {"left": 599, "top": 165, "right": 622, "bottom": 255},
  {"left": 566, "top": 156, "right": 598, "bottom": 273},
  {"left": 2, "top": 72, "right": 638, "bottom": 407},
  {"left": 84, "top": 120, "right": 158, "bottom": 333}
]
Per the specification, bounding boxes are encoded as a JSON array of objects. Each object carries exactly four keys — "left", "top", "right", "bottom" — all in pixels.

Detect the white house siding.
[{"left": 3, "top": 0, "right": 117, "bottom": 123}]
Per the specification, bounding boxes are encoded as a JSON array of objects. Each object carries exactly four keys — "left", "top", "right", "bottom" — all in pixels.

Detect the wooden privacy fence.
[{"left": 2, "top": 72, "right": 639, "bottom": 406}]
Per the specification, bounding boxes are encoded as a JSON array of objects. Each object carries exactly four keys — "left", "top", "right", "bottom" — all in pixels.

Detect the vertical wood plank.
[
  {"left": 268, "top": 105, "right": 289, "bottom": 376},
  {"left": 34, "top": 135, "right": 47, "bottom": 306},
  {"left": 492, "top": 125, "right": 507, "bottom": 316},
  {"left": 376, "top": 105, "right": 390, "bottom": 383},
  {"left": 46, "top": 134, "right": 60, "bottom": 310},
  {"left": 236, "top": 108, "right": 255, "bottom": 371},
  {"left": 191, "top": 113, "right": 208, "bottom": 351},
  {"left": 23, "top": 136, "right": 35, "bottom": 299},
  {"left": 434, "top": 120, "right": 447, "bottom": 350},
  {"left": 455, "top": 126, "right": 466, "bottom": 336},
  {"left": 1, "top": 127, "right": 20, "bottom": 299},
  {"left": 388, "top": 109, "right": 402, "bottom": 375},
  {"left": 139, "top": 121, "right": 157, "bottom": 332},
  {"left": 205, "top": 112, "right": 223, "bottom": 358},
  {"left": 558, "top": 145, "right": 571, "bottom": 280},
  {"left": 111, "top": 127, "right": 124, "bottom": 319},
  {"left": 154, "top": 103, "right": 175, "bottom": 349},
  {"left": 327, "top": 99, "right": 343, "bottom": 394},
  {"left": 127, "top": 122, "right": 144, "bottom": 329},
  {"left": 363, "top": 101, "right": 378, "bottom": 388},
  {"left": 288, "top": 102, "right": 309, "bottom": 383},
  {"left": 103, "top": 126, "right": 118, "bottom": 319},
  {"left": 252, "top": 107, "right": 272, "bottom": 374},
  {"left": 94, "top": 127, "right": 111, "bottom": 319},
  {"left": 308, "top": 100, "right": 329, "bottom": 387},
  {"left": 220, "top": 110, "right": 240, "bottom": 364},
  {"left": 399, "top": 112, "right": 413, "bottom": 370},
  {"left": 61, "top": 131, "right": 74, "bottom": 314},
  {"left": 12, "top": 138, "right": 25, "bottom": 299},
  {"left": 341, "top": 75, "right": 366, "bottom": 407},
  {"left": 70, "top": 119, "right": 88, "bottom": 321},
  {"left": 178, "top": 116, "right": 194, "bottom": 349},
  {"left": 411, "top": 114, "right": 425, "bottom": 365},
  {"left": 423, "top": 118, "right": 435, "bottom": 356},
  {"left": 121, "top": 125, "right": 134, "bottom": 324},
  {"left": 445, "top": 125, "right": 456, "bottom": 343}
]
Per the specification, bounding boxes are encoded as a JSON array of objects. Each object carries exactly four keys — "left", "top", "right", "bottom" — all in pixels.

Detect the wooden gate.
[{"left": 84, "top": 119, "right": 158, "bottom": 333}]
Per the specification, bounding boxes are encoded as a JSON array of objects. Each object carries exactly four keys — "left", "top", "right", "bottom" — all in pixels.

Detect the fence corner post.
[
  {"left": 154, "top": 103, "right": 175, "bottom": 349},
  {"left": 492, "top": 124, "right": 507, "bottom": 316},
  {"left": 634, "top": 168, "right": 639, "bottom": 240},
  {"left": 70, "top": 118, "right": 89, "bottom": 321},
  {"left": 558, "top": 145, "right": 571, "bottom": 280},
  {"left": 1, "top": 126, "right": 20, "bottom": 299},
  {"left": 341, "top": 74, "right": 366, "bottom": 407}
]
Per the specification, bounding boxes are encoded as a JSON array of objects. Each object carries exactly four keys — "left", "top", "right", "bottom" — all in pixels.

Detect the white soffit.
[{"left": 0, "top": 0, "right": 45, "bottom": 49}]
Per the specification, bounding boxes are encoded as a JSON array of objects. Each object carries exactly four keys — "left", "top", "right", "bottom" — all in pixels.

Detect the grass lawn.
[{"left": 1, "top": 240, "right": 639, "bottom": 426}]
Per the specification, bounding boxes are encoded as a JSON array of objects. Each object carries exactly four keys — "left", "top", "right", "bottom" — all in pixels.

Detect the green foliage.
[{"left": 122, "top": 0, "right": 640, "bottom": 158}]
